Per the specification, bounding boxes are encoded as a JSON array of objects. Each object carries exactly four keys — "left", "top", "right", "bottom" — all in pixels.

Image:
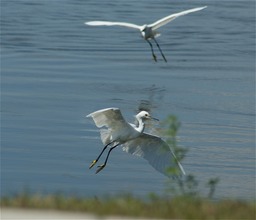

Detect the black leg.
[
  {"left": 153, "top": 38, "right": 167, "bottom": 62},
  {"left": 96, "top": 143, "right": 119, "bottom": 174},
  {"left": 89, "top": 142, "right": 113, "bottom": 169},
  {"left": 146, "top": 40, "right": 157, "bottom": 62}
]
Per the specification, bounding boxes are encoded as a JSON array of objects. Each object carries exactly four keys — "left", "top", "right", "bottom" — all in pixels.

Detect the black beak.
[{"left": 151, "top": 117, "right": 159, "bottom": 121}]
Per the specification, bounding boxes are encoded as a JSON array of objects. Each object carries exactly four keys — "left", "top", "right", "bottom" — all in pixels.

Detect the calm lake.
[{"left": 1, "top": 0, "right": 255, "bottom": 200}]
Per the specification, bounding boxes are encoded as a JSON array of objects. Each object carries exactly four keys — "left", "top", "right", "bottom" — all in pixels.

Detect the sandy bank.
[{"left": 1, "top": 208, "right": 162, "bottom": 220}]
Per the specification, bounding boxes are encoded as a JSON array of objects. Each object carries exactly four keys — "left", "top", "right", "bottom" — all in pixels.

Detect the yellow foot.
[
  {"left": 89, "top": 160, "right": 97, "bottom": 169},
  {"left": 96, "top": 164, "right": 106, "bottom": 174}
]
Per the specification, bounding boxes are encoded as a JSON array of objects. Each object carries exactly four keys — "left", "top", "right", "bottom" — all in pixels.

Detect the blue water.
[{"left": 1, "top": 0, "right": 255, "bottom": 200}]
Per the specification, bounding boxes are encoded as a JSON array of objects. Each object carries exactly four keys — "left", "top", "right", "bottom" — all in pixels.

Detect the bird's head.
[
  {"left": 136, "top": 111, "right": 158, "bottom": 122},
  {"left": 140, "top": 24, "right": 147, "bottom": 32},
  {"left": 140, "top": 25, "right": 148, "bottom": 37}
]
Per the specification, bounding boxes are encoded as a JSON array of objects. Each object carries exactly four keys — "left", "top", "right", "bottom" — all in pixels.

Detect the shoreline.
[{"left": 1, "top": 208, "right": 159, "bottom": 220}]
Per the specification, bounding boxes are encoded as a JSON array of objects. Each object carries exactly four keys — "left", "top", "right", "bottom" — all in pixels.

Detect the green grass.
[{"left": 1, "top": 193, "right": 255, "bottom": 219}]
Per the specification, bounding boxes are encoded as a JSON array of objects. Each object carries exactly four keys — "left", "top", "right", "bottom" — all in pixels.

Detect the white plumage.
[
  {"left": 85, "top": 6, "right": 207, "bottom": 62},
  {"left": 87, "top": 107, "right": 185, "bottom": 176}
]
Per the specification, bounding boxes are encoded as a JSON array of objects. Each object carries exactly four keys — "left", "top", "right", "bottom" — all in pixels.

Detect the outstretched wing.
[
  {"left": 87, "top": 108, "right": 135, "bottom": 145},
  {"left": 87, "top": 107, "right": 128, "bottom": 129},
  {"left": 85, "top": 21, "right": 142, "bottom": 30},
  {"left": 122, "top": 133, "right": 185, "bottom": 177},
  {"left": 149, "top": 6, "right": 207, "bottom": 30}
]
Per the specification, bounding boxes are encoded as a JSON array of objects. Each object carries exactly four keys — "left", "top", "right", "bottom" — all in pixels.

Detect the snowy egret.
[
  {"left": 87, "top": 108, "right": 185, "bottom": 177},
  {"left": 85, "top": 6, "right": 207, "bottom": 62}
]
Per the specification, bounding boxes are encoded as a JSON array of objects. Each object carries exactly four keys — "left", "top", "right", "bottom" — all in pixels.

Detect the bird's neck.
[{"left": 135, "top": 118, "right": 145, "bottom": 133}]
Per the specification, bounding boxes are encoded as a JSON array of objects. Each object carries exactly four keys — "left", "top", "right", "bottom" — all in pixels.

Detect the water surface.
[{"left": 1, "top": 0, "right": 255, "bottom": 199}]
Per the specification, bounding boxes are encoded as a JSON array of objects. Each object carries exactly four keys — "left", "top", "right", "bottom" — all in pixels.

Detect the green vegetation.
[
  {"left": 1, "top": 115, "right": 255, "bottom": 219},
  {"left": 1, "top": 192, "right": 255, "bottom": 219},
  {"left": 163, "top": 116, "right": 220, "bottom": 199}
]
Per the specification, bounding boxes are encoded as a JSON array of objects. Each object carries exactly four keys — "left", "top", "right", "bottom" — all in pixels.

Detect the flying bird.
[
  {"left": 87, "top": 107, "right": 185, "bottom": 177},
  {"left": 85, "top": 6, "right": 207, "bottom": 62}
]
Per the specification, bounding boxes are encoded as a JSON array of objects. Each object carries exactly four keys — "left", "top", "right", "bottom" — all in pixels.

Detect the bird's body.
[
  {"left": 87, "top": 108, "right": 144, "bottom": 144},
  {"left": 85, "top": 6, "right": 207, "bottom": 62},
  {"left": 87, "top": 107, "right": 185, "bottom": 177},
  {"left": 140, "top": 25, "right": 156, "bottom": 40}
]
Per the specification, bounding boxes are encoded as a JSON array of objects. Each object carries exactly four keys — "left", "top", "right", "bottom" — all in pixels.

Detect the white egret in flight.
[
  {"left": 87, "top": 108, "right": 185, "bottom": 177},
  {"left": 85, "top": 6, "right": 207, "bottom": 62}
]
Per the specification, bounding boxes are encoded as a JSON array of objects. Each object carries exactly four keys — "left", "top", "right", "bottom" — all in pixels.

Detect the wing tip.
[
  {"left": 197, "top": 6, "right": 207, "bottom": 11},
  {"left": 190, "top": 6, "right": 207, "bottom": 12},
  {"left": 177, "top": 160, "right": 186, "bottom": 176},
  {"left": 85, "top": 21, "right": 95, "bottom": 25},
  {"left": 86, "top": 107, "right": 119, "bottom": 117}
]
